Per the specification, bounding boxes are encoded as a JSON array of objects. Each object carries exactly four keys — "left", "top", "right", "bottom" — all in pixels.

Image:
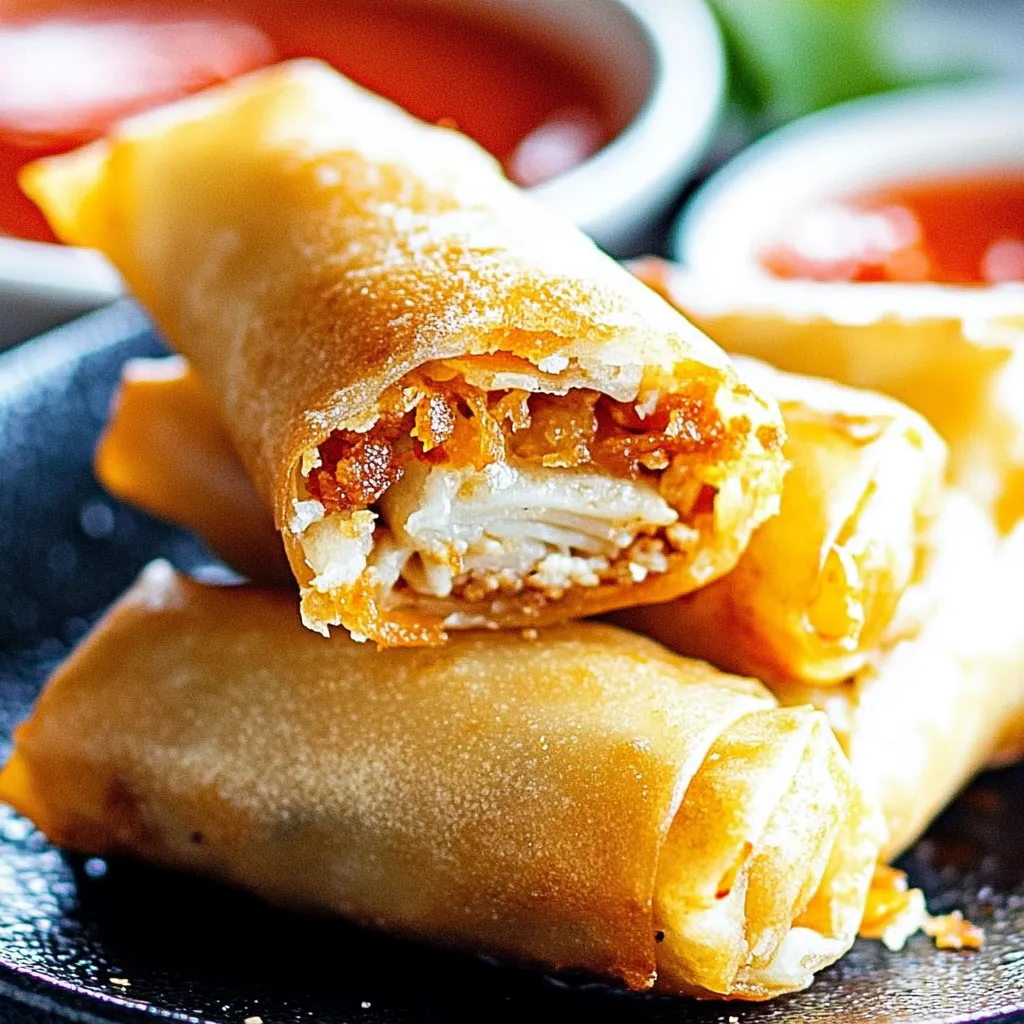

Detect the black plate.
[{"left": 1, "top": 301, "right": 1023, "bottom": 1024}]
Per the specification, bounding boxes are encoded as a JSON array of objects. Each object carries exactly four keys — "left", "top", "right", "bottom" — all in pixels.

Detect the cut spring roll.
[
  {"left": 23, "top": 62, "right": 785, "bottom": 645},
  {"left": 618, "top": 361, "right": 947, "bottom": 685},
  {"left": 99, "top": 356, "right": 944, "bottom": 686},
  {"left": 771, "top": 495, "right": 1024, "bottom": 859},
  {"left": 0, "top": 563, "right": 883, "bottom": 1000},
  {"left": 634, "top": 259, "right": 1024, "bottom": 528}
]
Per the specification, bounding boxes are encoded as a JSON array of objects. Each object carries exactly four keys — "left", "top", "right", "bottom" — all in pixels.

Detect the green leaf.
[{"left": 709, "top": 0, "right": 907, "bottom": 122}]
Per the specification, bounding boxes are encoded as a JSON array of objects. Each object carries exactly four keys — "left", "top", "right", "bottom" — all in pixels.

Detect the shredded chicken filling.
[{"left": 295, "top": 363, "right": 738, "bottom": 607}]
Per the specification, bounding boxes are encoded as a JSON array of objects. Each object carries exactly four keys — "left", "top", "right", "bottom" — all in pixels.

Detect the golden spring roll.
[
  {"left": 22, "top": 62, "right": 785, "bottom": 645},
  {"left": 630, "top": 488, "right": 1024, "bottom": 861},
  {"left": 0, "top": 563, "right": 883, "bottom": 1000},
  {"left": 772, "top": 495, "right": 1024, "bottom": 859},
  {"left": 988, "top": 351, "right": 1024, "bottom": 531},
  {"left": 99, "top": 356, "right": 945, "bottom": 686},
  {"left": 95, "top": 356, "right": 291, "bottom": 587},
  {"left": 618, "top": 361, "right": 947, "bottom": 685},
  {"left": 634, "top": 259, "right": 1024, "bottom": 527}
]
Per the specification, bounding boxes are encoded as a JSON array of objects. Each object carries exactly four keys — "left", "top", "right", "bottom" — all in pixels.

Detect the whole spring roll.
[
  {"left": 0, "top": 563, "right": 883, "bottom": 1000},
  {"left": 618, "top": 361, "right": 947, "bottom": 685},
  {"left": 771, "top": 495, "right": 1024, "bottom": 859},
  {"left": 23, "top": 62, "right": 785, "bottom": 645},
  {"left": 634, "top": 259, "right": 1024, "bottom": 528}
]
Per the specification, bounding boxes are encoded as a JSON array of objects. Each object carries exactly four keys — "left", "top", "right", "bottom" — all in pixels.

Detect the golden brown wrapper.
[
  {"left": 635, "top": 259, "right": 1024, "bottom": 529},
  {"left": 95, "top": 358, "right": 713, "bottom": 604},
  {"left": 618, "top": 361, "right": 947, "bottom": 685},
  {"left": 22, "top": 62, "right": 784, "bottom": 645},
  {"left": 94, "top": 356, "right": 290, "bottom": 587},
  {"left": 0, "top": 564, "right": 882, "bottom": 1000},
  {"left": 771, "top": 497, "right": 1024, "bottom": 859}
]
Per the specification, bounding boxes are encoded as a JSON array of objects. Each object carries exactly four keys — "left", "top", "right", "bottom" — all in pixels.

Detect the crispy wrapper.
[
  {"left": 772, "top": 497, "right": 1024, "bottom": 859},
  {"left": 634, "top": 259, "right": 1024, "bottom": 529},
  {"left": 95, "top": 356, "right": 291, "bottom": 586},
  {"left": 618, "top": 361, "right": 947, "bottom": 685},
  {"left": 0, "top": 563, "right": 882, "bottom": 1000},
  {"left": 629, "top": 484, "right": 1024, "bottom": 860},
  {"left": 22, "top": 62, "right": 784, "bottom": 645}
]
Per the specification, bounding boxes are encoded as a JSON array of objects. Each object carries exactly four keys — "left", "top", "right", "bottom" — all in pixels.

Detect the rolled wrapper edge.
[{"left": 0, "top": 563, "right": 882, "bottom": 998}]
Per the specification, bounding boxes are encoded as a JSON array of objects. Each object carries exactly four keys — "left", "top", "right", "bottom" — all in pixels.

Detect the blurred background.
[
  {"left": 712, "top": 0, "right": 1024, "bottom": 128},
  {"left": 0, "top": 0, "right": 1022, "bottom": 346}
]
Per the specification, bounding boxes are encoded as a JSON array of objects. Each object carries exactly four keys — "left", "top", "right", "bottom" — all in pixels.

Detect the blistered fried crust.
[
  {"left": 769, "top": 494, "right": 1024, "bottom": 859},
  {"left": 27, "top": 62, "right": 784, "bottom": 641},
  {"left": 0, "top": 564, "right": 881, "bottom": 998},
  {"left": 618, "top": 361, "right": 947, "bottom": 685}
]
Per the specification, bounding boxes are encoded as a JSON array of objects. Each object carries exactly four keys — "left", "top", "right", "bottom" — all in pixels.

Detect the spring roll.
[
  {"left": 91, "top": 357, "right": 308, "bottom": 588},
  {"left": 618, "top": 361, "right": 947, "bottom": 685},
  {"left": 634, "top": 259, "right": 1024, "bottom": 527},
  {"left": 22, "top": 62, "right": 785, "bottom": 645},
  {"left": 100, "top": 356, "right": 945, "bottom": 687},
  {"left": 0, "top": 562, "right": 882, "bottom": 1000},
  {"left": 632, "top": 490, "right": 1024, "bottom": 860},
  {"left": 95, "top": 356, "right": 291, "bottom": 587}
]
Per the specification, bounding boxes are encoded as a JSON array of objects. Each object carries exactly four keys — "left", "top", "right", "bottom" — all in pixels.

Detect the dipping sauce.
[
  {"left": 763, "top": 173, "right": 1024, "bottom": 286},
  {"left": 0, "top": 1, "right": 614, "bottom": 242}
]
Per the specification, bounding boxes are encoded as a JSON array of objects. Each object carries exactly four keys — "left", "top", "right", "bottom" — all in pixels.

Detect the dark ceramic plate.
[{"left": 1, "top": 302, "right": 1023, "bottom": 1024}]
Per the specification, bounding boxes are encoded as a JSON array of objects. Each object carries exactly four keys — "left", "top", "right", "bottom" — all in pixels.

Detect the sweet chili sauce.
[
  {"left": 762, "top": 172, "right": 1024, "bottom": 286},
  {"left": 0, "top": 0, "right": 614, "bottom": 242}
]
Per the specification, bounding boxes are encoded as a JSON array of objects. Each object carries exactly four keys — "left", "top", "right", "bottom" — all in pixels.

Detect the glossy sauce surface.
[
  {"left": 0, "top": 1, "right": 613, "bottom": 242},
  {"left": 763, "top": 172, "right": 1024, "bottom": 285}
]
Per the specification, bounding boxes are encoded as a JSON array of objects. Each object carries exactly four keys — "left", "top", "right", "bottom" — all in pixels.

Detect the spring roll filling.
[{"left": 290, "top": 358, "right": 759, "bottom": 618}]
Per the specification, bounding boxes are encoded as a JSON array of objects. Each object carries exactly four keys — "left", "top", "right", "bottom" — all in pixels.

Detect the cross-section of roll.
[
  {"left": 617, "top": 361, "right": 947, "bottom": 685},
  {"left": 21, "top": 62, "right": 784, "bottom": 645},
  {"left": 0, "top": 564, "right": 882, "bottom": 1000}
]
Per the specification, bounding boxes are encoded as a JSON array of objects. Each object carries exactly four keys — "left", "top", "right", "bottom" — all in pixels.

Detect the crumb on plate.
[{"left": 859, "top": 865, "right": 984, "bottom": 952}]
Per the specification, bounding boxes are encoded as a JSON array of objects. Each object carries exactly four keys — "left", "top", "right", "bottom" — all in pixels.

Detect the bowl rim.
[
  {"left": 532, "top": 0, "right": 725, "bottom": 247},
  {"left": 0, "top": 0, "right": 724, "bottom": 310},
  {"left": 674, "top": 78, "right": 1024, "bottom": 280}
]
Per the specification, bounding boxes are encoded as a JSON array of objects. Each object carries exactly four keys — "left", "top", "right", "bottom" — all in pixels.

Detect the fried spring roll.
[
  {"left": 0, "top": 563, "right": 883, "bottom": 1000},
  {"left": 23, "top": 62, "right": 784, "bottom": 645},
  {"left": 100, "top": 356, "right": 944, "bottom": 687},
  {"left": 618, "top": 361, "right": 946, "bottom": 685},
  {"left": 772, "top": 497, "right": 1024, "bottom": 858},
  {"left": 634, "top": 259, "right": 1024, "bottom": 528},
  {"left": 637, "top": 492, "right": 1024, "bottom": 860},
  {"left": 95, "top": 356, "right": 291, "bottom": 586}
]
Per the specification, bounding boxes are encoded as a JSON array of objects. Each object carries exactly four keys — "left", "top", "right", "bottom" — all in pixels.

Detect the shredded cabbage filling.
[{"left": 293, "top": 361, "right": 745, "bottom": 609}]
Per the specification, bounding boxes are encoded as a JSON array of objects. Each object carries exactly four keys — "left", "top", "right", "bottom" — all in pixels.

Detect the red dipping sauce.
[
  {"left": 763, "top": 173, "right": 1024, "bottom": 286},
  {"left": 0, "top": 1, "right": 614, "bottom": 243}
]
